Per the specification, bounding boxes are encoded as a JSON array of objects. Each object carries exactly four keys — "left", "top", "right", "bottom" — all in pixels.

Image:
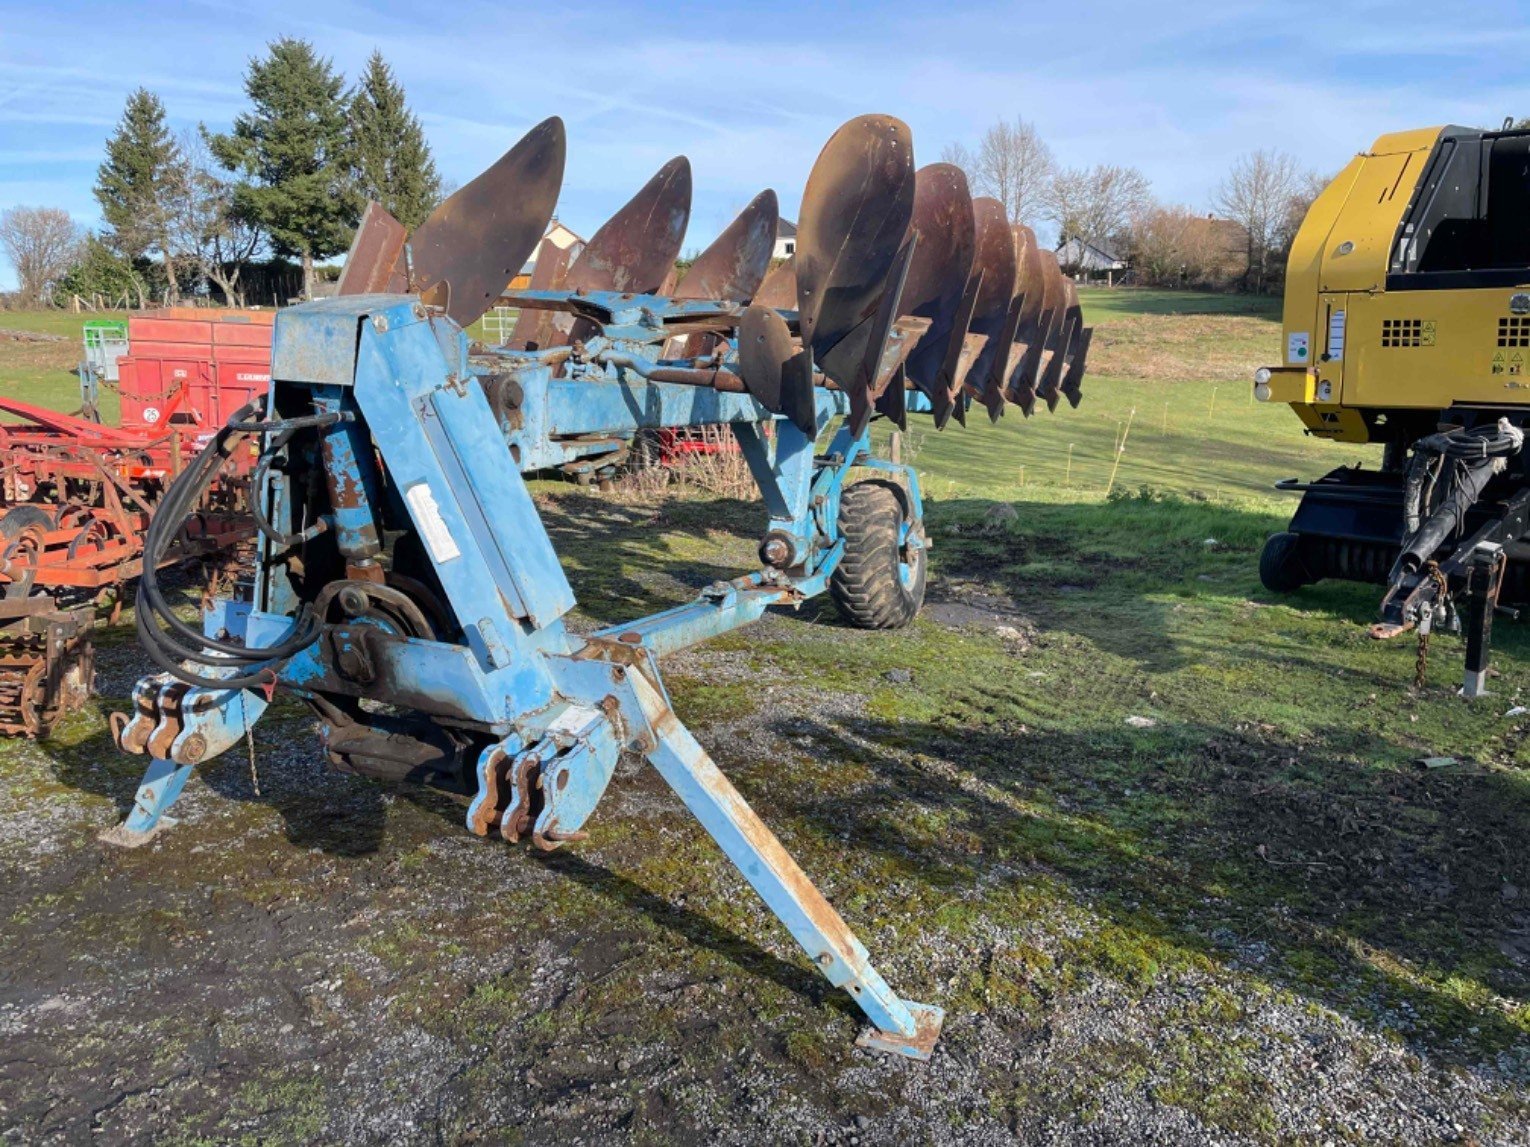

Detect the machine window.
[{"left": 1393, "top": 131, "right": 1530, "bottom": 282}]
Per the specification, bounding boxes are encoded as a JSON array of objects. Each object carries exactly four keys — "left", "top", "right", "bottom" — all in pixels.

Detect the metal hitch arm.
[{"left": 625, "top": 669, "right": 943, "bottom": 1059}]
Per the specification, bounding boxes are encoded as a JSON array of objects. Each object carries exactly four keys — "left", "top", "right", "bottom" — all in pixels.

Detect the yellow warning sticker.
[
  {"left": 1494, "top": 351, "right": 1507, "bottom": 375},
  {"left": 1512, "top": 351, "right": 1524, "bottom": 377},
  {"left": 1421, "top": 320, "right": 1437, "bottom": 346}
]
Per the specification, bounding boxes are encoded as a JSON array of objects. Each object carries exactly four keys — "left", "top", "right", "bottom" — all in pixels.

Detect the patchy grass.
[{"left": 1080, "top": 287, "right": 1284, "bottom": 387}]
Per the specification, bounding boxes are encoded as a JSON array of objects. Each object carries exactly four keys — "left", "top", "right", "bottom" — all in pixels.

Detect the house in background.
[
  {"left": 1055, "top": 235, "right": 1128, "bottom": 281},
  {"left": 773, "top": 219, "right": 797, "bottom": 261},
  {"left": 506, "top": 218, "right": 587, "bottom": 290}
]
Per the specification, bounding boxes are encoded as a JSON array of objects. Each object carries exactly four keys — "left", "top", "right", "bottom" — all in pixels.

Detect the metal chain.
[
  {"left": 1414, "top": 563, "right": 1450, "bottom": 689},
  {"left": 243, "top": 688, "right": 261, "bottom": 798}
]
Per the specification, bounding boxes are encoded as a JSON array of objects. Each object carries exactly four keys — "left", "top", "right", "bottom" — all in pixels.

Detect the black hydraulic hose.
[
  {"left": 1393, "top": 420, "right": 1526, "bottom": 577},
  {"left": 134, "top": 603, "right": 291, "bottom": 691},
  {"left": 225, "top": 411, "right": 348, "bottom": 434},
  {"left": 248, "top": 426, "right": 330, "bottom": 547},
  {"left": 135, "top": 400, "right": 325, "bottom": 688}
]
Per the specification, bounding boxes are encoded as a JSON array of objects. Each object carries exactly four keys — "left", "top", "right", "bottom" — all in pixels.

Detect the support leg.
[
  {"left": 1462, "top": 543, "right": 1505, "bottom": 700},
  {"left": 630, "top": 671, "right": 943, "bottom": 1060},
  {"left": 100, "top": 757, "right": 195, "bottom": 848}
]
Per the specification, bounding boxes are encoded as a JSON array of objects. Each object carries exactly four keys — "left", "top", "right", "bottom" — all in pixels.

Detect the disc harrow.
[{"left": 108, "top": 113, "right": 1092, "bottom": 1060}]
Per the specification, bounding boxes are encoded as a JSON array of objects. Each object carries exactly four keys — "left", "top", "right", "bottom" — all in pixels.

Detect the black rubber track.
[{"left": 829, "top": 479, "right": 926, "bottom": 628}]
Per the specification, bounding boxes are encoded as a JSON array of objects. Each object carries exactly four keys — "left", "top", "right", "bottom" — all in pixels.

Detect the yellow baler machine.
[{"left": 1258, "top": 123, "right": 1530, "bottom": 693}]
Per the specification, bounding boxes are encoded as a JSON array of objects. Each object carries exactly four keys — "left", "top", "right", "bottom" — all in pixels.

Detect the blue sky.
[{"left": 1, "top": 0, "right": 1528, "bottom": 289}]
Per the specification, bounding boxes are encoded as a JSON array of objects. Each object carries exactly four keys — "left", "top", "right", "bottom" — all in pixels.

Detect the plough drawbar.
[{"left": 110, "top": 114, "right": 1091, "bottom": 1060}]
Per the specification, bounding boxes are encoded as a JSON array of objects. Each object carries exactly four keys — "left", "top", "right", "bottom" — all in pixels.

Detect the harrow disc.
[
  {"left": 959, "top": 197, "right": 1018, "bottom": 421},
  {"left": 1035, "top": 254, "right": 1073, "bottom": 409},
  {"left": 505, "top": 235, "right": 575, "bottom": 349},
  {"left": 1004, "top": 225, "right": 1048, "bottom": 414},
  {"left": 753, "top": 257, "right": 797, "bottom": 310},
  {"left": 415, "top": 117, "right": 566, "bottom": 327},
  {"left": 738, "top": 305, "right": 815, "bottom": 434}
]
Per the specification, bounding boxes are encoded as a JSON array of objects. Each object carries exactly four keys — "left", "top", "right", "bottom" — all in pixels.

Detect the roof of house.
[
  {"left": 1058, "top": 235, "right": 1123, "bottom": 264},
  {"left": 777, "top": 218, "right": 798, "bottom": 239},
  {"left": 519, "top": 221, "right": 588, "bottom": 273},
  {"left": 1058, "top": 235, "right": 1132, "bottom": 267}
]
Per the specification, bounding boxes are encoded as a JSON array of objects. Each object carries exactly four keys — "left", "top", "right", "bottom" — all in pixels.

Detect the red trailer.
[{"left": 0, "top": 308, "right": 272, "bottom": 736}]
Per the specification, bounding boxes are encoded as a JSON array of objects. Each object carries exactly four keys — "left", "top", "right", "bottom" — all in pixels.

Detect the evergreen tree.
[
  {"left": 209, "top": 38, "right": 361, "bottom": 299},
  {"left": 351, "top": 51, "right": 441, "bottom": 230},
  {"left": 57, "top": 234, "right": 147, "bottom": 305},
  {"left": 94, "top": 88, "right": 183, "bottom": 299}
]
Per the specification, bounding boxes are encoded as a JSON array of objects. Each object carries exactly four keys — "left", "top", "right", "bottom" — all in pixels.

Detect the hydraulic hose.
[
  {"left": 1393, "top": 419, "right": 1525, "bottom": 577},
  {"left": 135, "top": 399, "right": 327, "bottom": 689}
]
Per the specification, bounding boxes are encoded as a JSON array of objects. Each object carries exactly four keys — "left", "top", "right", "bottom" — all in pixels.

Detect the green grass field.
[
  {"left": 1, "top": 290, "right": 1525, "bottom": 1141},
  {"left": 0, "top": 309, "right": 119, "bottom": 421}
]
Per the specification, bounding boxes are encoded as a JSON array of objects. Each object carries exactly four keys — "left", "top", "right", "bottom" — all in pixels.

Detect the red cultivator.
[{"left": 0, "top": 309, "right": 269, "bottom": 736}]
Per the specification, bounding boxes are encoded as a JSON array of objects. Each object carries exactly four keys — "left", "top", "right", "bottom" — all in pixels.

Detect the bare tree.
[
  {"left": 1046, "top": 164, "right": 1153, "bottom": 265},
  {"left": 0, "top": 207, "right": 81, "bottom": 305},
  {"left": 973, "top": 118, "right": 1054, "bottom": 225},
  {"left": 1276, "top": 170, "right": 1331, "bottom": 258},
  {"left": 1216, "top": 149, "right": 1303, "bottom": 292},
  {"left": 939, "top": 121, "right": 1054, "bottom": 225},
  {"left": 939, "top": 141, "right": 976, "bottom": 174},
  {"left": 171, "top": 127, "right": 264, "bottom": 305}
]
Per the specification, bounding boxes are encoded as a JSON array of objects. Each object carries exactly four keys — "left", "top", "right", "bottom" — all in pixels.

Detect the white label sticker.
[
  {"left": 142, "top": 406, "right": 160, "bottom": 424},
  {"left": 1287, "top": 332, "right": 1310, "bottom": 365},
  {"left": 1327, "top": 310, "right": 1346, "bottom": 361},
  {"left": 404, "top": 482, "right": 461, "bottom": 565}
]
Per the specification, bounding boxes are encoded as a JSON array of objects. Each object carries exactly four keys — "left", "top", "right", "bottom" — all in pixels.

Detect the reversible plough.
[{"left": 110, "top": 114, "right": 1091, "bottom": 1059}]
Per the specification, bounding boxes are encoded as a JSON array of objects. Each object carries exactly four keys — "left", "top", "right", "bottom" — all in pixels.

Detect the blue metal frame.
[{"left": 112, "top": 292, "right": 943, "bottom": 1059}]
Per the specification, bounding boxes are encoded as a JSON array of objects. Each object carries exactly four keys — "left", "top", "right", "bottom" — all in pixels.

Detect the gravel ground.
[{"left": 1, "top": 620, "right": 1525, "bottom": 1145}]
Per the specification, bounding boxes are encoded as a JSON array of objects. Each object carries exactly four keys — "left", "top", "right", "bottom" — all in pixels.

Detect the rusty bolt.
[
  {"left": 180, "top": 733, "right": 207, "bottom": 763},
  {"left": 817, "top": 953, "right": 833, "bottom": 968}
]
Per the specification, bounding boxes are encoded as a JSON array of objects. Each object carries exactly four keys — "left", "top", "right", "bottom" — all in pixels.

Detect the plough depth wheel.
[{"left": 831, "top": 479, "right": 927, "bottom": 629}]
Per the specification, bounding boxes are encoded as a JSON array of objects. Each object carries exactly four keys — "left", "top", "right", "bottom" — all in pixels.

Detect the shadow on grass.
[
  {"left": 388, "top": 781, "right": 853, "bottom": 1018},
  {"left": 535, "top": 487, "right": 760, "bottom": 627},
  {"left": 924, "top": 491, "right": 1530, "bottom": 676},
  {"left": 760, "top": 708, "right": 1529, "bottom": 1074}
]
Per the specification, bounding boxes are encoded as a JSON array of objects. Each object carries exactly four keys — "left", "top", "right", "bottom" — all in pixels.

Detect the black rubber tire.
[
  {"left": 829, "top": 479, "right": 926, "bottom": 629},
  {"left": 0, "top": 504, "right": 52, "bottom": 538},
  {"left": 1259, "top": 531, "right": 1311, "bottom": 593}
]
